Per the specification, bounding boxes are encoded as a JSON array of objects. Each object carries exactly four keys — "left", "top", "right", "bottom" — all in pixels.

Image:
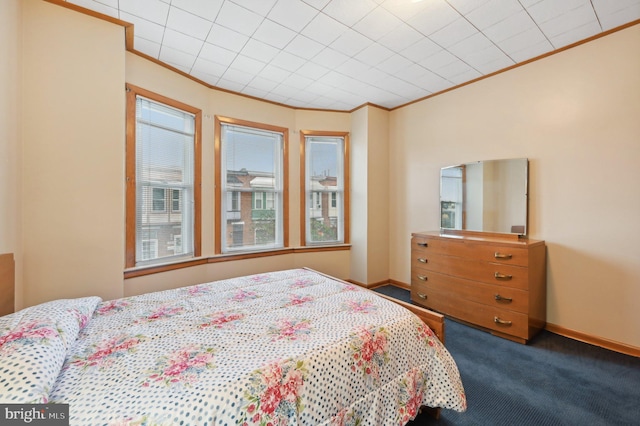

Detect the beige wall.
[
  {"left": 0, "top": 0, "right": 21, "bottom": 308},
  {"left": 389, "top": 25, "right": 640, "bottom": 348},
  {"left": 21, "top": 0, "right": 126, "bottom": 305}
]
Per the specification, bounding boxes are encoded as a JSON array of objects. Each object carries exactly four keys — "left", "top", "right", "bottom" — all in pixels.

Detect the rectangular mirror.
[{"left": 440, "top": 158, "right": 528, "bottom": 235}]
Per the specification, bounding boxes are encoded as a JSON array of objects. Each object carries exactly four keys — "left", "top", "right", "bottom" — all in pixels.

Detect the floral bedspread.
[{"left": 21, "top": 269, "right": 465, "bottom": 425}]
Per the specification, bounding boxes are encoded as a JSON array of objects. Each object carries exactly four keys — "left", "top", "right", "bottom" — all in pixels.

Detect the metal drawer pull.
[
  {"left": 418, "top": 258, "right": 428, "bottom": 263},
  {"left": 417, "top": 293, "right": 427, "bottom": 300},
  {"left": 494, "top": 272, "right": 513, "bottom": 280},
  {"left": 417, "top": 242, "right": 428, "bottom": 247},
  {"left": 494, "top": 294, "right": 512, "bottom": 303},
  {"left": 494, "top": 316, "right": 512, "bottom": 326},
  {"left": 417, "top": 275, "right": 428, "bottom": 281},
  {"left": 494, "top": 252, "right": 512, "bottom": 259}
]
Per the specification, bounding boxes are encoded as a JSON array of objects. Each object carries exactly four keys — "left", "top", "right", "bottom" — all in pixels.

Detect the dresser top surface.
[{"left": 412, "top": 230, "right": 545, "bottom": 247}]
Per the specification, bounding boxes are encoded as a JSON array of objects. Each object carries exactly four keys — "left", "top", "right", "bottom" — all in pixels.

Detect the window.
[
  {"left": 215, "top": 117, "right": 288, "bottom": 254},
  {"left": 152, "top": 188, "right": 166, "bottom": 212},
  {"left": 300, "top": 132, "right": 349, "bottom": 245},
  {"left": 171, "top": 189, "right": 181, "bottom": 212},
  {"left": 126, "top": 84, "right": 201, "bottom": 268}
]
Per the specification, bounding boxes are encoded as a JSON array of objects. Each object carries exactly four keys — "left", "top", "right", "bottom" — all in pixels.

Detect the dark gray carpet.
[{"left": 373, "top": 285, "right": 640, "bottom": 426}]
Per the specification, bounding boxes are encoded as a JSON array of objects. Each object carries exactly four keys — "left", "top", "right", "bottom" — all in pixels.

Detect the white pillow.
[{"left": 0, "top": 297, "right": 101, "bottom": 403}]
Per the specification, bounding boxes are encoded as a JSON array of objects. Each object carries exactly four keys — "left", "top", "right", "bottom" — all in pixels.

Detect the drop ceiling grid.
[{"left": 67, "top": 0, "right": 640, "bottom": 110}]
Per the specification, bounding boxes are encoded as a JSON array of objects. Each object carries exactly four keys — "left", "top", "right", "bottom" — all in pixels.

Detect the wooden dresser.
[{"left": 410, "top": 231, "right": 546, "bottom": 344}]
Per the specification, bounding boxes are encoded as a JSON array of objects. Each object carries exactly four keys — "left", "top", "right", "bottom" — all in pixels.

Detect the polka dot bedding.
[{"left": 2, "top": 269, "right": 466, "bottom": 425}]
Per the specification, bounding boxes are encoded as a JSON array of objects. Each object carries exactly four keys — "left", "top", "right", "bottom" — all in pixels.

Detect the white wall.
[{"left": 389, "top": 25, "right": 640, "bottom": 348}]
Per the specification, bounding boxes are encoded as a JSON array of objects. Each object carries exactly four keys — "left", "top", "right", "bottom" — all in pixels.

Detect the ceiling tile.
[
  {"left": 548, "top": 20, "right": 602, "bottom": 48},
  {"left": 296, "top": 62, "right": 331, "bottom": 80},
  {"left": 536, "top": 3, "right": 598, "bottom": 39},
  {"left": 446, "top": 0, "right": 491, "bottom": 15},
  {"left": 230, "top": 54, "right": 267, "bottom": 74},
  {"left": 215, "top": 1, "right": 263, "bottom": 36},
  {"left": 381, "top": 0, "right": 433, "bottom": 21},
  {"left": 355, "top": 43, "right": 395, "bottom": 67},
  {"left": 206, "top": 24, "right": 249, "bottom": 52},
  {"left": 321, "top": 0, "right": 378, "bottom": 27},
  {"left": 506, "top": 39, "right": 553, "bottom": 62},
  {"left": 240, "top": 39, "right": 280, "bottom": 63},
  {"left": 199, "top": 42, "right": 237, "bottom": 67},
  {"left": 171, "top": 0, "right": 224, "bottom": 21},
  {"left": 162, "top": 29, "right": 204, "bottom": 56},
  {"left": 464, "top": 0, "right": 523, "bottom": 30},
  {"left": 447, "top": 67, "right": 482, "bottom": 85},
  {"left": 352, "top": 6, "right": 402, "bottom": 41},
  {"left": 191, "top": 57, "right": 227, "bottom": 80},
  {"left": 246, "top": 76, "right": 280, "bottom": 92},
  {"left": 166, "top": 7, "right": 212, "bottom": 40},
  {"left": 378, "top": 75, "right": 422, "bottom": 98},
  {"left": 419, "top": 50, "right": 459, "bottom": 71},
  {"left": 70, "top": 0, "right": 118, "bottom": 17},
  {"left": 376, "top": 53, "right": 413, "bottom": 75},
  {"left": 253, "top": 20, "right": 297, "bottom": 49},
  {"left": 400, "top": 37, "right": 443, "bottom": 62},
  {"left": 595, "top": 1, "right": 640, "bottom": 30},
  {"left": 119, "top": 0, "right": 170, "bottom": 25},
  {"left": 312, "top": 47, "right": 351, "bottom": 68},
  {"left": 526, "top": 0, "right": 592, "bottom": 25},
  {"left": 434, "top": 59, "right": 477, "bottom": 81},
  {"left": 335, "top": 58, "right": 371, "bottom": 78},
  {"left": 429, "top": 17, "right": 478, "bottom": 48},
  {"left": 281, "top": 73, "right": 314, "bottom": 90},
  {"left": 120, "top": 12, "right": 165, "bottom": 45},
  {"left": 221, "top": 66, "right": 255, "bottom": 86},
  {"left": 592, "top": 0, "right": 640, "bottom": 24},
  {"left": 378, "top": 23, "right": 424, "bottom": 51},
  {"left": 496, "top": 26, "right": 549, "bottom": 57},
  {"left": 270, "top": 50, "right": 307, "bottom": 71},
  {"left": 159, "top": 45, "right": 197, "bottom": 70},
  {"left": 133, "top": 36, "right": 161, "bottom": 57},
  {"left": 228, "top": 0, "right": 278, "bottom": 16},
  {"left": 285, "top": 35, "right": 325, "bottom": 59},
  {"left": 259, "top": 64, "right": 292, "bottom": 83},
  {"left": 302, "top": 0, "right": 331, "bottom": 10},
  {"left": 411, "top": 68, "right": 452, "bottom": 93},
  {"left": 329, "top": 29, "right": 371, "bottom": 56},
  {"left": 301, "top": 13, "right": 348, "bottom": 45},
  {"left": 482, "top": 10, "right": 537, "bottom": 43},
  {"left": 268, "top": 0, "right": 319, "bottom": 32},
  {"left": 407, "top": 0, "right": 460, "bottom": 36}
]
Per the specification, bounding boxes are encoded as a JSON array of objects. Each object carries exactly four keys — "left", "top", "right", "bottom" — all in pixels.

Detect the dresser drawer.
[
  {"left": 411, "top": 254, "right": 529, "bottom": 290},
  {"left": 410, "top": 286, "right": 529, "bottom": 339},
  {"left": 412, "top": 235, "right": 530, "bottom": 267},
  {"left": 411, "top": 270, "right": 529, "bottom": 314}
]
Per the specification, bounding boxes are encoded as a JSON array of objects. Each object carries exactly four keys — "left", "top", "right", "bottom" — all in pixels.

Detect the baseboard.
[
  {"left": 389, "top": 278, "right": 410, "bottom": 291},
  {"left": 545, "top": 323, "right": 639, "bottom": 358},
  {"left": 345, "top": 278, "right": 390, "bottom": 289}
]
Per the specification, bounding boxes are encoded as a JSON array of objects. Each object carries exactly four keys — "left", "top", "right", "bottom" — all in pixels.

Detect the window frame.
[
  {"left": 125, "top": 84, "right": 202, "bottom": 269},
  {"left": 214, "top": 116, "right": 289, "bottom": 255},
  {"left": 299, "top": 131, "right": 350, "bottom": 246}
]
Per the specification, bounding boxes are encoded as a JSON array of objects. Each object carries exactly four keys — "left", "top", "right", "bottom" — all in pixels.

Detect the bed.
[{"left": 0, "top": 267, "right": 466, "bottom": 425}]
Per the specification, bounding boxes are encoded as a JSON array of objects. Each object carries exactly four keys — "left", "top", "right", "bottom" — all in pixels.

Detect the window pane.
[
  {"left": 220, "top": 123, "right": 284, "bottom": 253},
  {"left": 305, "top": 136, "right": 345, "bottom": 245},
  {"left": 135, "top": 97, "right": 195, "bottom": 264}
]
